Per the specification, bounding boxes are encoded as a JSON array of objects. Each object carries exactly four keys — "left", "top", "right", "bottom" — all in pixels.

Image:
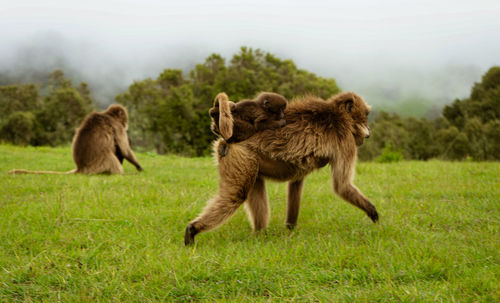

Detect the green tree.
[
  {"left": 35, "top": 87, "right": 93, "bottom": 145},
  {"left": 0, "top": 70, "right": 94, "bottom": 146},
  {"left": 190, "top": 54, "right": 228, "bottom": 105},
  {"left": 439, "top": 66, "right": 500, "bottom": 160},
  {"left": 405, "top": 117, "right": 438, "bottom": 160},
  {"left": 442, "top": 99, "right": 466, "bottom": 129},
  {"left": 483, "top": 119, "right": 500, "bottom": 160},
  {"left": 117, "top": 47, "right": 342, "bottom": 156},
  {"left": 463, "top": 117, "right": 488, "bottom": 160},
  {"left": 358, "top": 112, "right": 409, "bottom": 161},
  {"left": 0, "top": 111, "right": 37, "bottom": 145},
  {"left": 0, "top": 84, "right": 40, "bottom": 122},
  {"left": 30, "top": 70, "right": 94, "bottom": 145},
  {"left": 435, "top": 126, "right": 469, "bottom": 160},
  {"left": 116, "top": 78, "right": 166, "bottom": 152}
]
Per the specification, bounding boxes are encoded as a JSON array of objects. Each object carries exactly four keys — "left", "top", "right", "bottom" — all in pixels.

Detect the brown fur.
[
  {"left": 185, "top": 92, "right": 376, "bottom": 245},
  {"left": 209, "top": 92, "right": 235, "bottom": 140},
  {"left": 209, "top": 92, "right": 287, "bottom": 156},
  {"left": 209, "top": 92, "right": 287, "bottom": 140},
  {"left": 8, "top": 104, "right": 142, "bottom": 175}
]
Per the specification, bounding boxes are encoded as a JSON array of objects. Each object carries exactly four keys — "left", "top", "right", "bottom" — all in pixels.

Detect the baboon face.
[
  {"left": 106, "top": 104, "right": 128, "bottom": 127},
  {"left": 260, "top": 93, "right": 287, "bottom": 120},
  {"left": 350, "top": 94, "right": 371, "bottom": 146},
  {"left": 334, "top": 92, "right": 371, "bottom": 146}
]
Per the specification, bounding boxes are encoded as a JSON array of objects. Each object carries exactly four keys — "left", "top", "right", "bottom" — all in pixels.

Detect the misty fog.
[{"left": 1, "top": 0, "right": 499, "bottom": 114}]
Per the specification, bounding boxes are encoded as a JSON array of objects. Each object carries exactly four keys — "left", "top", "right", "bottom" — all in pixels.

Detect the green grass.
[{"left": 0, "top": 144, "right": 498, "bottom": 302}]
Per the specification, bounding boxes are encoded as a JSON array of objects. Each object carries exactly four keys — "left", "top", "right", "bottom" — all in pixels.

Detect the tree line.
[
  {"left": 0, "top": 47, "right": 498, "bottom": 160},
  {"left": 358, "top": 66, "right": 499, "bottom": 161},
  {"left": 0, "top": 70, "right": 93, "bottom": 147}
]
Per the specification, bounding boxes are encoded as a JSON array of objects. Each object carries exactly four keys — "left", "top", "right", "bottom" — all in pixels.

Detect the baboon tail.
[
  {"left": 8, "top": 169, "right": 77, "bottom": 175},
  {"left": 216, "top": 92, "right": 234, "bottom": 140}
]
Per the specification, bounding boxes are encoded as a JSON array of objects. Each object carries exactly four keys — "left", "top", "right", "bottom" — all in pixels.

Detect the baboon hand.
[{"left": 136, "top": 165, "right": 143, "bottom": 172}]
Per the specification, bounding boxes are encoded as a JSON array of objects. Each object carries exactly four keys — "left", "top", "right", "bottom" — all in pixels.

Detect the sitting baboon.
[
  {"left": 209, "top": 92, "right": 287, "bottom": 156},
  {"left": 8, "top": 104, "right": 142, "bottom": 175},
  {"left": 185, "top": 92, "right": 377, "bottom": 245}
]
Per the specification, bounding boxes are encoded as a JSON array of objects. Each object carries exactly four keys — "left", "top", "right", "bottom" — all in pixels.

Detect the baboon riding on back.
[{"left": 185, "top": 91, "right": 377, "bottom": 245}]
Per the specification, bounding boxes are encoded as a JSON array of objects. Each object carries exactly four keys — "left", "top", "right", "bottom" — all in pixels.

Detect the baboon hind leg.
[
  {"left": 245, "top": 176, "right": 270, "bottom": 231},
  {"left": 185, "top": 144, "right": 259, "bottom": 245},
  {"left": 108, "top": 157, "right": 124, "bottom": 174},
  {"left": 286, "top": 179, "right": 304, "bottom": 229},
  {"left": 185, "top": 192, "right": 247, "bottom": 246},
  {"left": 77, "top": 154, "right": 123, "bottom": 174},
  {"left": 98, "top": 153, "right": 124, "bottom": 174}
]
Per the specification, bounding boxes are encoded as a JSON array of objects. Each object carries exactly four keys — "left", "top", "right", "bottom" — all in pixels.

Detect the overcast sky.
[{"left": 1, "top": 0, "right": 499, "bottom": 107}]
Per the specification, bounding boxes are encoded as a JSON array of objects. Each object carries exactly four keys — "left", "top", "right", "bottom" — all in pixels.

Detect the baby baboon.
[
  {"left": 209, "top": 92, "right": 287, "bottom": 156},
  {"left": 185, "top": 92, "right": 377, "bottom": 245},
  {"left": 8, "top": 104, "right": 142, "bottom": 175}
]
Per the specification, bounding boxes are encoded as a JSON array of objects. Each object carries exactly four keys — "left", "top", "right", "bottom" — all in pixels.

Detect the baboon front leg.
[
  {"left": 331, "top": 162, "right": 378, "bottom": 222},
  {"left": 286, "top": 179, "right": 304, "bottom": 229},
  {"left": 124, "top": 149, "right": 142, "bottom": 171},
  {"left": 245, "top": 176, "right": 270, "bottom": 231},
  {"left": 116, "top": 129, "right": 142, "bottom": 171}
]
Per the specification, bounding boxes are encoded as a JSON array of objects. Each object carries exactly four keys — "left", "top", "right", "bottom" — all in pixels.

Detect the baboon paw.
[
  {"left": 368, "top": 209, "right": 379, "bottom": 223},
  {"left": 286, "top": 223, "right": 296, "bottom": 230},
  {"left": 184, "top": 224, "right": 198, "bottom": 246}
]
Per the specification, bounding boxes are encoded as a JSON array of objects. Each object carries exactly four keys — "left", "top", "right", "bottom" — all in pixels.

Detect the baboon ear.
[
  {"left": 345, "top": 99, "right": 353, "bottom": 113},
  {"left": 263, "top": 99, "right": 270, "bottom": 108}
]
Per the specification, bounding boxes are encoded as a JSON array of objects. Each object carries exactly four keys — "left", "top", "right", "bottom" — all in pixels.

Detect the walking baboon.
[
  {"left": 209, "top": 92, "right": 287, "bottom": 156},
  {"left": 8, "top": 104, "right": 142, "bottom": 175},
  {"left": 185, "top": 92, "right": 377, "bottom": 245}
]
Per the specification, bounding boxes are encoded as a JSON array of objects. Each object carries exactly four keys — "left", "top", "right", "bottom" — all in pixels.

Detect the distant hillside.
[{"left": 376, "top": 97, "right": 442, "bottom": 119}]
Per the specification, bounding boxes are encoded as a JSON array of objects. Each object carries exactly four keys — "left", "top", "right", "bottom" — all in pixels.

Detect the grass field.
[{"left": 0, "top": 144, "right": 498, "bottom": 302}]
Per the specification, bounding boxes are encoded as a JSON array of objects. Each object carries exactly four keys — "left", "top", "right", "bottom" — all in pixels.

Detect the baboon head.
[
  {"left": 105, "top": 104, "right": 128, "bottom": 127},
  {"left": 331, "top": 92, "right": 371, "bottom": 146},
  {"left": 258, "top": 92, "right": 287, "bottom": 119}
]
